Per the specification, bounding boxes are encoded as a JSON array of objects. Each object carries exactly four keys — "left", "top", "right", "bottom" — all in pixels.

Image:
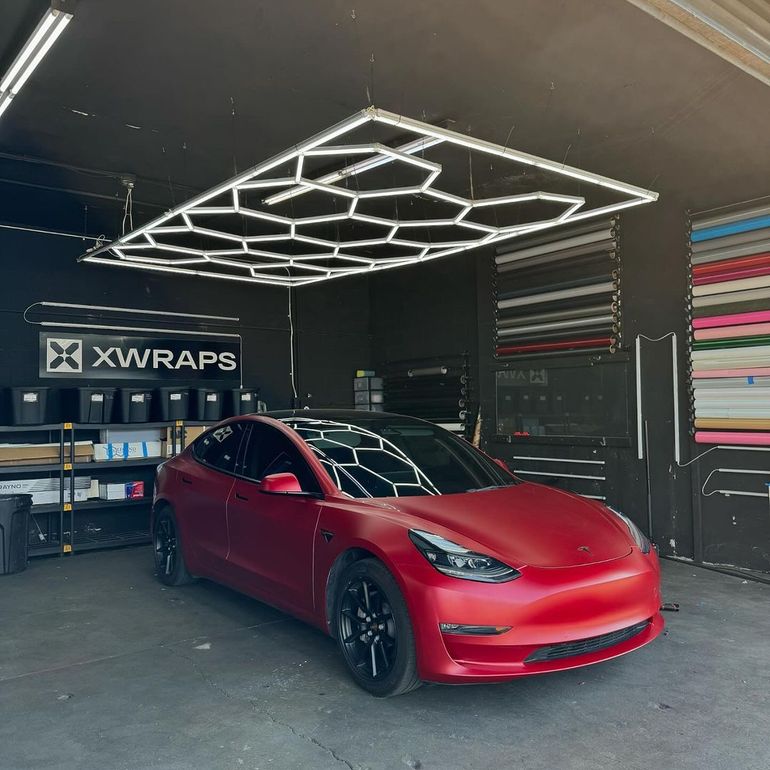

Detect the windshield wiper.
[{"left": 466, "top": 484, "right": 506, "bottom": 493}]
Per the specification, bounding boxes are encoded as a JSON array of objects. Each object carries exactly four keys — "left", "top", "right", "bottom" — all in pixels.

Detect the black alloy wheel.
[
  {"left": 335, "top": 558, "right": 420, "bottom": 697},
  {"left": 153, "top": 508, "right": 193, "bottom": 586}
]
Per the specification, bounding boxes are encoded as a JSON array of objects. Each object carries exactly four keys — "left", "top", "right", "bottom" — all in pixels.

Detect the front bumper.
[{"left": 397, "top": 549, "right": 664, "bottom": 684}]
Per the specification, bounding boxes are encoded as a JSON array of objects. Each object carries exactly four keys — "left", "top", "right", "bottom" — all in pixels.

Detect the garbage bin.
[{"left": 0, "top": 494, "right": 32, "bottom": 575}]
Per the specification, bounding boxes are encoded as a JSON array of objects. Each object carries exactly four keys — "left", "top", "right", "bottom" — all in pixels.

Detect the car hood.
[{"left": 381, "top": 482, "right": 632, "bottom": 568}]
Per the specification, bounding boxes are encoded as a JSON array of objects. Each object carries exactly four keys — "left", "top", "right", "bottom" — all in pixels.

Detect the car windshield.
[{"left": 279, "top": 415, "right": 519, "bottom": 498}]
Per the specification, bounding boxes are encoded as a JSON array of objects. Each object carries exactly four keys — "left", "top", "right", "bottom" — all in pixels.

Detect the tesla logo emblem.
[
  {"left": 46, "top": 338, "right": 83, "bottom": 373},
  {"left": 577, "top": 545, "right": 591, "bottom": 553}
]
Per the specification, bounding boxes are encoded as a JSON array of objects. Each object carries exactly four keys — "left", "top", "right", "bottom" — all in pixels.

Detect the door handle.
[
  {"left": 181, "top": 476, "right": 193, "bottom": 485},
  {"left": 235, "top": 492, "right": 249, "bottom": 502}
]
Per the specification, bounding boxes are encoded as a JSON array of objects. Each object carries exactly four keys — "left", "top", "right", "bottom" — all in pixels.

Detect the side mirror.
[{"left": 260, "top": 472, "right": 303, "bottom": 494}]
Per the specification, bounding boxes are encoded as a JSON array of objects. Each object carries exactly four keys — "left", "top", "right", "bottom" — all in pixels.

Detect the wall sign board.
[{"left": 39, "top": 332, "right": 240, "bottom": 381}]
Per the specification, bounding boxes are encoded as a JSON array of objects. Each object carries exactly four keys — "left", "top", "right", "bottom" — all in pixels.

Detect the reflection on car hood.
[{"left": 383, "top": 482, "right": 632, "bottom": 568}]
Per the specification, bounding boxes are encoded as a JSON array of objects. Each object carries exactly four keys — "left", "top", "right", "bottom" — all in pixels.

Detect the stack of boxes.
[{"left": 353, "top": 370, "right": 384, "bottom": 412}]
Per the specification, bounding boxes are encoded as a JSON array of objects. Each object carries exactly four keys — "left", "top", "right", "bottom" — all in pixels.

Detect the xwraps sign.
[{"left": 39, "top": 332, "right": 240, "bottom": 381}]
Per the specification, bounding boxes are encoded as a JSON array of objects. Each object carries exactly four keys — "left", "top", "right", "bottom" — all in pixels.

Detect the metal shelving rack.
[{"left": 0, "top": 419, "right": 212, "bottom": 558}]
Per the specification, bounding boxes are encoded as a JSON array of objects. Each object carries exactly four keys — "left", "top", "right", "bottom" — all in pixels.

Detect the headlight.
[
  {"left": 409, "top": 529, "right": 520, "bottom": 583},
  {"left": 606, "top": 507, "right": 651, "bottom": 554}
]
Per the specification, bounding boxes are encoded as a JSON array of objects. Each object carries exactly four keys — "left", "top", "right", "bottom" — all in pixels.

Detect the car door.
[
  {"left": 177, "top": 421, "right": 248, "bottom": 574},
  {"left": 226, "top": 421, "right": 323, "bottom": 615}
]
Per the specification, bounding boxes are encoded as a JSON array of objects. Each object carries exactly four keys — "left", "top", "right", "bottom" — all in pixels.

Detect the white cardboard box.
[
  {"left": 0, "top": 476, "right": 91, "bottom": 495},
  {"left": 93, "top": 441, "right": 163, "bottom": 462},
  {"left": 30, "top": 488, "right": 88, "bottom": 506}
]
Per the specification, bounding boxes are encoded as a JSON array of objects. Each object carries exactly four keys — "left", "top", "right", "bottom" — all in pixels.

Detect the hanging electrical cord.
[{"left": 121, "top": 183, "right": 134, "bottom": 236}]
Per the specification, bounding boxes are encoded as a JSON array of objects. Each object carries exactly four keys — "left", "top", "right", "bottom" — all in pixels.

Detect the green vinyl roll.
[{"left": 693, "top": 335, "right": 770, "bottom": 350}]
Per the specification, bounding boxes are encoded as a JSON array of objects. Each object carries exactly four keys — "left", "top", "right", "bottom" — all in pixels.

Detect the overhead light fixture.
[
  {"left": 0, "top": 2, "right": 73, "bottom": 119},
  {"left": 80, "top": 107, "right": 659, "bottom": 287}
]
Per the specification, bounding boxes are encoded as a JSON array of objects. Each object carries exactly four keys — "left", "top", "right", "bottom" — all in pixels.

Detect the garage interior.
[{"left": 1, "top": 0, "right": 770, "bottom": 768}]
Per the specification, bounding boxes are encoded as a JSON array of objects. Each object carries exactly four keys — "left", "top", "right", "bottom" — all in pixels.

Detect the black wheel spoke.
[{"left": 339, "top": 574, "right": 397, "bottom": 682}]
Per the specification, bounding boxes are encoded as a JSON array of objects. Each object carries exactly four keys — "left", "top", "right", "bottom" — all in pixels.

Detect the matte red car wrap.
[{"left": 153, "top": 411, "right": 664, "bottom": 691}]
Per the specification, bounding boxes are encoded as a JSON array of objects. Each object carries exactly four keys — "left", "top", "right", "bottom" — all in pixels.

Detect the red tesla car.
[{"left": 152, "top": 410, "right": 663, "bottom": 697}]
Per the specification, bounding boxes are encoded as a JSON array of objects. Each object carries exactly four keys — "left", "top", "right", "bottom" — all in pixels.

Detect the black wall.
[{"left": 0, "top": 224, "right": 372, "bottom": 417}]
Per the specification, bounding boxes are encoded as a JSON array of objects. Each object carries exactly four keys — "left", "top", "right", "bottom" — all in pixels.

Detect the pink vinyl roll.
[
  {"left": 694, "top": 322, "right": 770, "bottom": 341},
  {"left": 695, "top": 431, "right": 770, "bottom": 445},
  {"left": 692, "top": 367, "right": 770, "bottom": 379},
  {"left": 692, "top": 310, "right": 770, "bottom": 329}
]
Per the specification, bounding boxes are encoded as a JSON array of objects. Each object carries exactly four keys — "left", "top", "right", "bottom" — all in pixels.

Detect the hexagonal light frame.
[{"left": 79, "top": 107, "right": 658, "bottom": 287}]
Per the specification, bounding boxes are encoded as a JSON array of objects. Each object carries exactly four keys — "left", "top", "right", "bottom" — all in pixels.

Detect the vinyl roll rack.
[
  {"left": 493, "top": 219, "right": 621, "bottom": 359},
  {"left": 688, "top": 200, "right": 770, "bottom": 444},
  {"left": 382, "top": 355, "right": 473, "bottom": 438}
]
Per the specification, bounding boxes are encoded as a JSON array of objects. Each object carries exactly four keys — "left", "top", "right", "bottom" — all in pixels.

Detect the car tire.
[
  {"left": 153, "top": 507, "right": 194, "bottom": 587},
  {"left": 334, "top": 558, "right": 421, "bottom": 697}
]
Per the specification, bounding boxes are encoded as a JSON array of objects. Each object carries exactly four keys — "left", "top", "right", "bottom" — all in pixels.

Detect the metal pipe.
[
  {"left": 408, "top": 366, "right": 448, "bottom": 377},
  {"left": 636, "top": 335, "right": 644, "bottom": 459},
  {"left": 496, "top": 336, "right": 613, "bottom": 355},
  {"left": 692, "top": 309, "right": 770, "bottom": 329},
  {"left": 672, "top": 333, "right": 681, "bottom": 465},
  {"left": 497, "top": 315, "right": 614, "bottom": 337},
  {"left": 692, "top": 252, "right": 770, "bottom": 277},
  {"left": 691, "top": 214, "right": 770, "bottom": 244},
  {"left": 512, "top": 455, "right": 605, "bottom": 465},
  {"left": 495, "top": 218, "right": 614, "bottom": 252},
  {"left": 513, "top": 469, "right": 606, "bottom": 481}
]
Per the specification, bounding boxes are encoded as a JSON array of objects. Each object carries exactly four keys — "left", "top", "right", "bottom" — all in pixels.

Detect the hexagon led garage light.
[{"left": 79, "top": 107, "right": 658, "bottom": 287}]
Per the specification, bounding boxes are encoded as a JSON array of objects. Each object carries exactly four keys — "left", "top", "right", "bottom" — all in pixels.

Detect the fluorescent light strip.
[
  {"left": 9, "top": 12, "right": 71, "bottom": 96},
  {"left": 79, "top": 107, "right": 658, "bottom": 287},
  {"left": 1, "top": 9, "right": 60, "bottom": 92}
]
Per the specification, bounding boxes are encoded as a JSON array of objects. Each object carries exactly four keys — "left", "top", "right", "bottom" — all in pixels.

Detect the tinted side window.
[
  {"left": 193, "top": 422, "right": 246, "bottom": 474},
  {"left": 242, "top": 424, "right": 321, "bottom": 493}
]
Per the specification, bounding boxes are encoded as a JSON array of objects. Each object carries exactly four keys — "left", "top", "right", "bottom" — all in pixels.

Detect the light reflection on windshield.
[{"left": 281, "top": 417, "right": 517, "bottom": 498}]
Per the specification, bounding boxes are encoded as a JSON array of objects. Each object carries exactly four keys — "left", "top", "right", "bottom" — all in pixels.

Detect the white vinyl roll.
[
  {"left": 693, "top": 388, "right": 770, "bottom": 399},
  {"left": 495, "top": 229, "right": 613, "bottom": 266},
  {"left": 692, "top": 274, "right": 770, "bottom": 297},
  {"left": 694, "top": 407, "right": 770, "bottom": 418},
  {"left": 691, "top": 345, "right": 770, "bottom": 360},
  {"left": 692, "top": 377, "right": 770, "bottom": 388},
  {"left": 691, "top": 286, "right": 770, "bottom": 308}
]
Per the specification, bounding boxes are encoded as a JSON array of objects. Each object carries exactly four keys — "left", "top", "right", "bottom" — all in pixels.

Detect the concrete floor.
[{"left": 1, "top": 549, "right": 768, "bottom": 770}]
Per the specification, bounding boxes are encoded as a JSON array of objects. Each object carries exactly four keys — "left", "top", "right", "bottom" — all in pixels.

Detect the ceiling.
[{"left": 1, "top": 0, "right": 769, "bottom": 240}]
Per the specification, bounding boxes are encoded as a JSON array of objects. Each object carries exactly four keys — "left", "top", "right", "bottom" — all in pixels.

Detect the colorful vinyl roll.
[
  {"left": 692, "top": 366, "right": 770, "bottom": 378},
  {"left": 694, "top": 431, "right": 770, "bottom": 446},
  {"left": 694, "top": 418, "right": 770, "bottom": 429},
  {"left": 691, "top": 213, "right": 770, "bottom": 243},
  {"left": 693, "top": 265, "right": 770, "bottom": 286},
  {"left": 692, "top": 252, "right": 770, "bottom": 277},
  {"left": 496, "top": 336, "right": 613, "bottom": 356},
  {"left": 692, "top": 274, "right": 770, "bottom": 297},
  {"left": 693, "top": 323, "right": 770, "bottom": 341},
  {"left": 691, "top": 286, "right": 770, "bottom": 308},
  {"left": 688, "top": 201, "right": 770, "bottom": 444},
  {"left": 495, "top": 219, "right": 620, "bottom": 360},
  {"left": 691, "top": 309, "right": 770, "bottom": 329}
]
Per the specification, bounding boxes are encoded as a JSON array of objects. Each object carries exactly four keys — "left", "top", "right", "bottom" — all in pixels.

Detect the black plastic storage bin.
[
  {"left": 193, "top": 389, "right": 222, "bottom": 421},
  {"left": 66, "top": 387, "right": 116, "bottom": 423},
  {"left": 157, "top": 387, "right": 190, "bottom": 420},
  {"left": 228, "top": 388, "right": 260, "bottom": 416},
  {"left": 0, "top": 494, "right": 32, "bottom": 575},
  {"left": 10, "top": 387, "right": 49, "bottom": 425},
  {"left": 118, "top": 389, "right": 153, "bottom": 423}
]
